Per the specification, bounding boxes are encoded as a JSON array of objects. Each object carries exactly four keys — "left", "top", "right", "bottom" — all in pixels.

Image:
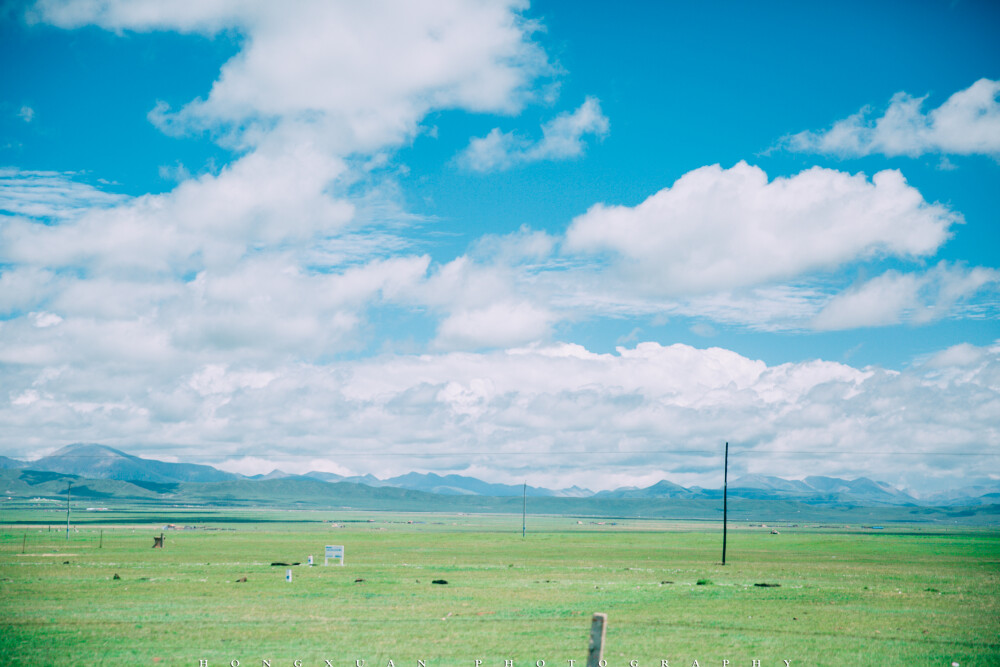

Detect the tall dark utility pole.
[{"left": 722, "top": 442, "right": 728, "bottom": 565}]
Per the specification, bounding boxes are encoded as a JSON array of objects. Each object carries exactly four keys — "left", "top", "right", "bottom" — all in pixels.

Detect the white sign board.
[{"left": 325, "top": 545, "right": 345, "bottom": 566}]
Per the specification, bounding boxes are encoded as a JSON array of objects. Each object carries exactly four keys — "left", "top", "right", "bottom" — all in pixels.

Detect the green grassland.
[{"left": 1, "top": 510, "right": 997, "bottom": 667}]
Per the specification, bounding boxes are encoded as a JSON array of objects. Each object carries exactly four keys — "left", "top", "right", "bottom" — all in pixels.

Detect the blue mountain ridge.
[{"left": 7, "top": 443, "right": 998, "bottom": 506}]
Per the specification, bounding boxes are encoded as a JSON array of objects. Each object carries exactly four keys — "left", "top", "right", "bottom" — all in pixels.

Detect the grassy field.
[{"left": 0, "top": 509, "right": 997, "bottom": 666}]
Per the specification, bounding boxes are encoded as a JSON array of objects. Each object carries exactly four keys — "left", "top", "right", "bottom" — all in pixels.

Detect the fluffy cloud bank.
[
  {"left": 34, "top": 0, "right": 550, "bottom": 155},
  {"left": 5, "top": 340, "right": 998, "bottom": 492},
  {"left": 18, "top": 0, "right": 555, "bottom": 283},
  {"left": 564, "top": 162, "right": 959, "bottom": 295},
  {"left": 5, "top": 0, "right": 561, "bottom": 358},
  {"left": 783, "top": 78, "right": 1000, "bottom": 158},
  {"left": 15, "top": 3, "right": 994, "bottom": 346},
  {"left": 3, "top": 158, "right": 993, "bottom": 367}
]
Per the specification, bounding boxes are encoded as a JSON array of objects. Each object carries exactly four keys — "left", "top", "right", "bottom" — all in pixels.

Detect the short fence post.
[{"left": 587, "top": 613, "right": 607, "bottom": 667}]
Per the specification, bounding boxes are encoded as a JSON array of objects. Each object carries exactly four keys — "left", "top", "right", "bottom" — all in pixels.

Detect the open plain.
[{"left": 1, "top": 509, "right": 997, "bottom": 666}]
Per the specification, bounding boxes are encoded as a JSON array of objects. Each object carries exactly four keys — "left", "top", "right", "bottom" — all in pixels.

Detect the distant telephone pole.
[
  {"left": 65, "top": 481, "right": 72, "bottom": 540},
  {"left": 722, "top": 442, "right": 728, "bottom": 565}
]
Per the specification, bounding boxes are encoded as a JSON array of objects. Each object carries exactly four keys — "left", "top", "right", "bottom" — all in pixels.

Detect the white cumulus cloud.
[
  {"left": 782, "top": 78, "right": 1000, "bottom": 158},
  {"left": 812, "top": 263, "right": 1000, "bottom": 331},
  {"left": 35, "top": 0, "right": 552, "bottom": 155},
  {"left": 458, "top": 97, "right": 609, "bottom": 171},
  {"left": 564, "top": 162, "right": 960, "bottom": 295}
]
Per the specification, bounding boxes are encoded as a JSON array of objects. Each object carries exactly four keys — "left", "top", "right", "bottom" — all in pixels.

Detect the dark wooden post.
[
  {"left": 587, "top": 613, "right": 607, "bottom": 667},
  {"left": 152, "top": 533, "right": 164, "bottom": 548}
]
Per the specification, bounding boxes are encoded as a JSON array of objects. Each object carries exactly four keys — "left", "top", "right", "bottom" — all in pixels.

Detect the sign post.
[{"left": 325, "top": 545, "right": 344, "bottom": 566}]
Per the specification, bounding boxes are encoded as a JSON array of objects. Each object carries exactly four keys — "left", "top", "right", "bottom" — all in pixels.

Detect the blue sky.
[{"left": 1, "top": 0, "right": 998, "bottom": 493}]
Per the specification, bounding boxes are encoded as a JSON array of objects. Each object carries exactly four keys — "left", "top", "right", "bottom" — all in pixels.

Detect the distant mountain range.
[
  {"left": 19, "top": 443, "right": 240, "bottom": 484},
  {"left": 3, "top": 443, "right": 998, "bottom": 508},
  {"left": 250, "top": 468, "right": 591, "bottom": 497}
]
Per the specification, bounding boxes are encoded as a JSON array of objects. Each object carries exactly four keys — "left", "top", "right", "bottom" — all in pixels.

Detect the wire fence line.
[
  {"left": 0, "top": 516, "right": 359, "bottom": 555},
  {"left": 0, "top": 526, "right": 164, "bottom": 554}
]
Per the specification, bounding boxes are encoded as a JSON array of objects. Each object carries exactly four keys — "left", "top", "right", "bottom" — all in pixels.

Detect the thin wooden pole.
[
  {"left": 99, "top": 529, "right": 103, "bottom": 549},
  {"left": 22, "top": 533, "right": 26, "bottom": 554},
  {"left": 722, "top": 441, "right": 728, "bottom": 566},
  {"left": 587, "top": 613, "right": 607, "bottom": 667}
]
